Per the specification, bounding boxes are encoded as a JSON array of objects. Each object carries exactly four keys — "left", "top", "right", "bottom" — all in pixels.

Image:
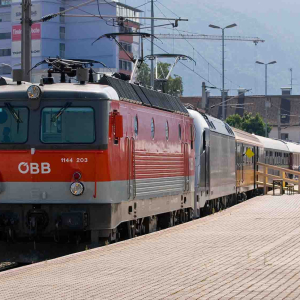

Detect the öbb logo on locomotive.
[{"left": 18, "top": 162, "right": 51, "bottom": 174}]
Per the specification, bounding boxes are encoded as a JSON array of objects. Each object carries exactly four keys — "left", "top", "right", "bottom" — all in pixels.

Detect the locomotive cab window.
[
  {"left": 0, "top": 106, "right": 29, "bottom": 144},
  {"left": 41, "top": 107, "right": 95, "bottom": 143}
]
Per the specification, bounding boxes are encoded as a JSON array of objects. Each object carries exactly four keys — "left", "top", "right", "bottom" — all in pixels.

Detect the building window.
[
  {"left": 119, "top": 42, "right": 132, "bottom": 53},
  {"left": 0, "top": 0, "right": 11, "bottom": 6},
  {"left": 281, "top": 133, "right": 289, "bottom": 140},
  {"left": 0, "top": 13, "right": 10, "bottom": 22},
  {"left": 0, "top": 32, "right": 11, "bottom": 39},
  {"left": 59, "top": 43, "right": 65, "bottom": 58},
  {"left": 60, "top": 27, "right": 65, "bottom": 40},
  {"left": 0, "top": 65, "right": 11, "bottom": 74},
  {"left": 0, "top": 48, "right": 11, "bottom": 56},
  {"left": 119, "top": 60, "right": 132, "bottom": 71},
  {"left": 60, "top": 7, "right": 65, "bottom": 23},
  {"left": 178, "top": 124, "right": 181, "bottom": 140},
  {"left": 119, "top": 26, "right": 133, "bottom": 33}
]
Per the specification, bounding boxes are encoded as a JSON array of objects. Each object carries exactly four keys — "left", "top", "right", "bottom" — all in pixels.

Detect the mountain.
[{"left": 123, "top": 0, "right": 300, "bottom": 96}]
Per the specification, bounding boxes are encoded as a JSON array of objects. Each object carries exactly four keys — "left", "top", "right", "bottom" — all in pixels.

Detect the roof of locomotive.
[
  {"left": 188, "top": 110, "right": 235, "bottom": 137},
  {"left": 98, "top": 75, "right": 188, "bottom": 115},
  {"left": 0, "top": 80, "right": 120, "bottom": 100},
  {"left": 281, "top": 141, "right": 300, "bottom": 154},
  {"left": 0, "top": 75, "right": 188, "bottom": 115},
  {"left": 232, "top": 128, "right": 263, "bottom": 147},
  {"left": 254, "top": 135, "right": 289, "bottom": 152},
  {"left": 204, "top": 114, "right": 235, "bottom": 137},
  {"left": 187, "top": 109, "right": 209, "bottom": 132}
]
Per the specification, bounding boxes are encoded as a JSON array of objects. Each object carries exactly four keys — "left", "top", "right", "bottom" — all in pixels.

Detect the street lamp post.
[
  {"left": 255, "top": 60, "right": 277, "bottom": 137},
  {"left": 209, "top": 23, "right": 237, "bottom": 120}
]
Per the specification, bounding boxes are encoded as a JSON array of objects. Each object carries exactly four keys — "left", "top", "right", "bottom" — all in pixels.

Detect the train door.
[
  {"left": 184, "top": 142, "right": 189, "bottom": 191},
  {"left": 254, "top": 146, "right": 257, "bottom": 189},
  {"left": 199, "top": 128, "right": 210, "bottom": 196},
  {"left": 236, "top": 143, "right": 242, "bottom": 190},
  {"left": 126, "top": 112, "right": 135, "bottom": 200}
]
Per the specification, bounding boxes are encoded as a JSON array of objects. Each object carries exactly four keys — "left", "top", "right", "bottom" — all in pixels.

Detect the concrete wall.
[{"left": 269, "top": 126, "right": 300, "bottom": 143}]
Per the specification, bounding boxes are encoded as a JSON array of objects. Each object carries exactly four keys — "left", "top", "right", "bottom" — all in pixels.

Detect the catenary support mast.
[
  {"left": 21, "top": 0, "right": 32, "bottom": 82},
  {"left": 150, "top": 0, "right": 154, "bottom": 88}
]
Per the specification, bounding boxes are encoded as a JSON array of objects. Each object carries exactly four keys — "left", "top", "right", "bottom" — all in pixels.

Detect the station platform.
[{"left": 1, "top": 194, "right": 300, "bottom": 299}]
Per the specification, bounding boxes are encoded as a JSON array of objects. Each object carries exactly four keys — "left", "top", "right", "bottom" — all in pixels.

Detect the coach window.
[
  {"left": 270, "top": 151, "right": 273, "bottom": 164},
  {"left": 0, "top": 106, "right": 28, "bottom": 144},
  {"left": 134, "top": 115, "right": 138, "bottom": 136},
  {"left": 178, "top": 124, "right": 181, "bottom": 140},
  {"left": 41, "top": 107, "right": 95, "bottom": 143},
  {"left": 151, "top": 118, "right": 155, "bottom": 139},
  {"left": 165, "top": 121, "right": 169, "bottom": 141}
]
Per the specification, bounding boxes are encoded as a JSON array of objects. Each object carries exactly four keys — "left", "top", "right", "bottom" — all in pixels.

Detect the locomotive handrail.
[
  {"left": 125, "top": 137, "right": 130, "bottom": 200},
  {"left": 256, "top": 162, "right": 300, "bottom": 195}
]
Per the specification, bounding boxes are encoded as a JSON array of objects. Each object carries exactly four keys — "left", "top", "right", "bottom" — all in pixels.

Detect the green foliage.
[
  {"left": 226, "top": 112, "right": 272, "bottom": 136},
  {"left": 136, "top": 62, "right": 151, "bottom": 87},
  {"left": 136, "top": 62, "right": 183, "bottom": 96}
]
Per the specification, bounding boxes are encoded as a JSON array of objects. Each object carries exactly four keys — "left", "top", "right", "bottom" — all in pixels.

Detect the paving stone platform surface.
[{"left": 1, "top": 194, "right": 300, "bottom": 299}]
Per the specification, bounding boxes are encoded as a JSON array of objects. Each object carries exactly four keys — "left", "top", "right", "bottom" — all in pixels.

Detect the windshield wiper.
[
  {"left": 51, "top": 102, "right": 72, "bottom": 122},
  {"left": 4, "top": 103, "right": 23, "bottom": 123}
]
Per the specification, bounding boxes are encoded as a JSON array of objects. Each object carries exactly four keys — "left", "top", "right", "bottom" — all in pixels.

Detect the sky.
[{"left": 121, "top": 0, "right": 300, "bottom": 96}]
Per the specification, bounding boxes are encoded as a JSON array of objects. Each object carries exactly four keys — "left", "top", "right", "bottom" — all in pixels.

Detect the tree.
[
  {"left": 226, "top": 112, "right": 272, "bottom": 136},
  {"left": 136, "top": 62, "right": 150, "bottom": 87},
  {"left": 136, "top": 62, "right": 183, "bottom": 96}
]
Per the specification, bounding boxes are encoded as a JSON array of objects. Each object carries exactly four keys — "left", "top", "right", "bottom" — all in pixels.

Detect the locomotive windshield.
[
  {"left": 41, "top": 107, "right": 95, "bottom": 144},
  {"left": 0, "top": 106, "right": 28, "bottom": 143}
]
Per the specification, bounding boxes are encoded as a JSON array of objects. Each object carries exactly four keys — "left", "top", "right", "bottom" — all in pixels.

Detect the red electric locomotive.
[{"left": 0, "top": 60, "right": 194, "bottom": 262}]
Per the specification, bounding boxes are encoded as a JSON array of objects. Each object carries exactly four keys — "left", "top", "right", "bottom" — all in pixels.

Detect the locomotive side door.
[
  {"left": 126, "top": 112, "right": 135, "bottom": 200},
  {"left": 199, "top": 128, "right": 210, "bottom": 196}
]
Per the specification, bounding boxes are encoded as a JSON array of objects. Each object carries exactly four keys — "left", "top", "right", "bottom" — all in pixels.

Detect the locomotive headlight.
[
  {"left": 70, "top": 182, "right": 84, "bottom": 196},
  {"left": 27, "top": 85, "right": 41, "bottom": 99}
]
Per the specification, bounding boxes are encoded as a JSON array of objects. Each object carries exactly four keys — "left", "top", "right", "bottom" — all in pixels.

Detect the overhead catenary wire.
[
  {"left": 145, "top": 37, "right": 219, "bottom": 88},
  {"left": 154, "top": 1, "right": 241, "bottom": 90},
  {"left": 210, "top": 89, "right": 252, "bottom": 108}
]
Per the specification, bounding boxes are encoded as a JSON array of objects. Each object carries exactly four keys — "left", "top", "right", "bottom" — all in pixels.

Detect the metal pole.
[
  {"left": 290, "top": 68, "right": 293, "bottom": 93},
  {"left": 150, "top": 0, "right": 154, "bottom": 88},
  {"left": 265, "top": 64, "right": 268, "bottom": 137},
  {"left": 265, "top": 64, "right": 267, "bottom": 96},
  {"left": 278, "top": 106, "right": 281, "bottom": 140},
  {"left": 201, "top": 82, "right": 206, "bottom": 110},
  {"left": 222, "top": 28, "right": 225, "bottom": 120},
  {"left": 21, "top": 0, "right": 32, "bottom": 82}
]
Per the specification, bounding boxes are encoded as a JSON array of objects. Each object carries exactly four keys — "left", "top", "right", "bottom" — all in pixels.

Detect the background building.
[
  {"left": 181, "top": 87, "right": 300, "bottom": 143},
  {"left": 0, "top": 0, "right": 141, "bottom": 81}
]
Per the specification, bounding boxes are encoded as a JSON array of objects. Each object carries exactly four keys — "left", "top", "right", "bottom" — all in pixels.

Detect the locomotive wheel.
[
  {"left": 127, "top": 221, "right": 136, "bottom": 239},
  {"left": 215, "top": 200, "right": 220, "bottom": 212}
]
